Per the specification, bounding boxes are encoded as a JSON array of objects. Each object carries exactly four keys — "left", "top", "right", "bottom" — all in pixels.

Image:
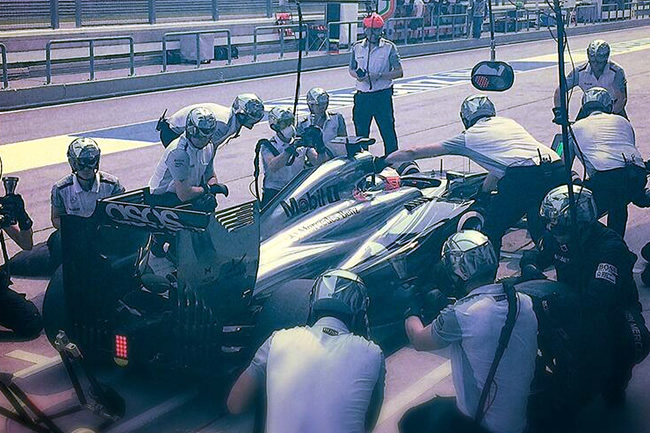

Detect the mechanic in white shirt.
[
  {"left": 554, "top": 39, "right": 628, "bottom": 119},
  {"left": 227, "top": 270, "right": 385, "bottom": 433},
  {"left": 350, "top": 13, "right": 404, "bottom": 156},
  {"left": 568, "top": 87, "right": 649, "bottom": 236},
  {"left": 296, "top": 87, "right": 348, "bottom": 158},
  {"left": 156, "top": 94, "right": 265, "bottom": 147},
  {"left": 401, "top": 230, "right": 538, "bottom": 433},
  {"left": 149, "top": 107, "right": 229, "bottom": 211},
  {"left": 259, "top": 107, "right": 328, "bottom": 207},
  {"left": 387, "top": 94, "right": 564, "bottom": 254}
]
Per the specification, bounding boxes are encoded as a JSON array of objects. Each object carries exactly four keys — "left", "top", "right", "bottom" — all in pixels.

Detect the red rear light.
[{"left": 115, "top": 335, "right": 128, "bottom": 359}]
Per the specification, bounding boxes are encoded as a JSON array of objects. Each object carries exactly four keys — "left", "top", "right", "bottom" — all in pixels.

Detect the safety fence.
[{"left": 0, "top": 0, "right": 323, "bottom": 29}]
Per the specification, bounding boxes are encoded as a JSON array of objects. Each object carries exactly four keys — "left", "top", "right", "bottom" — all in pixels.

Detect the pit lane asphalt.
[{"left": 1, "top": 25, "right": 650, "bottom": 432}]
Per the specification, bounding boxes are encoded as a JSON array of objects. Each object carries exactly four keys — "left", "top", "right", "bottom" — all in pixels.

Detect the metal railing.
[
  {"left": 162, "top": 29, "right": 232, "bottom": 72},
  {"left": 573, "top": 4, "right": 598, "bottom": 24},
  {"left": 253, "top": 24, "right": 309, "bottom": 62},
  {"left": 326, "top": 20, "right": 363, "bottom": 51},
  {"left": 45, "top": 36, "right": 135, "bottom": 84},
  {"left": 387, "top": 17, "right": 426, "bottom": 45},
  {"left": 0, "top": 43, "right": 7, "bottom": 89},
  {"left": 434, "top": 13, "right": 469, "bottom": 41}
]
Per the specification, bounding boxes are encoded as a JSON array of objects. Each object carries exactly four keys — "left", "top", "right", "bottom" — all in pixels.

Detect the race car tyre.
[
  {"left": 641, "top": 242, "right": 650, "bottom": 262},
  {"left": 42, "top": 266, "right": 69, "bottom": 345},
  {"left": 642, "top": 265, "right": 650, "bottom": 288},
  {"left": 395, "top": 161, "right": 420, "bottom": 176}
]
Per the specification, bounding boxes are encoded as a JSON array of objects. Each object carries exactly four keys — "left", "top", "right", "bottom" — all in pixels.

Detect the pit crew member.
[
  {"left": 400, "top": 230, "right": 538, "bottom": 433},
  {"left": 227, "top": 269, "right": 385, "bottom": 433},
  {"left": 350, "top": 13, "right": 403, "bottom": 156},
  {"left": 296, "top": 87, "right": 348, "bottom": 158},
  {"left": 386, "top": 94, "right": 564, "bottom": 254}
]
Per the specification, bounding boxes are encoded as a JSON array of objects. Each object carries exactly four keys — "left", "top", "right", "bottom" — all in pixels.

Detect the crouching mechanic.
[
  {"left": 259, "top": 107, "right": 329, "bottom": 207},
  {"left": 400, "top": 230, "right": 538, "bottom": 433},
  {"left": 50, "top": 138, "right": 125, "bottom": 267},
  {"left": 527, "top": 185, "right": 650, "bottom": 406},
  {"left": 149, "top": 107, "right": 229, "bottom": 211},
  {"left": 227, "top": 270, "right": 386, "bottom": 433},
  {"left": 156, "top": 94, "right": 265, "bottom": 147},
  {"left": 0, "top": 186, "right": 42, "bottom": 341},
  {"left": 297, "top": 87, "right": 348, "bottom": 158},
  {"left": 568, "top": 87, "right": 649, "bottom": 237},
  {"left": 387, "top": 95, "right": 564, "bottom": 254}
]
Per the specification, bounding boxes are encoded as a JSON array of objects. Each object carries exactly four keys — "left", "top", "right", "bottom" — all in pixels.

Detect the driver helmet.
[
  {"left": 67, "top": 137, "right": 101, "bottom": 173},
  {"left": 185, "top": 107, "right": 218, "bottom": 148},
  {"left": 540, "top": 184, "right": 597, "bottom": 238},
  {"left": 587, "top": 40, "right": 610, "bottom": 66},
  {"left": 460, "top": 95, "right": 496, "bottom": 129},
  {"left": 308, "top": 269, "right": 371, "bottom": 337},
  {"left": 306, "top": 87, "right": 330, "bottom": 113},
  {"left": 441, "top": 230, "right": 498, "bottom": 289},
  {"left": 232, "top": 93, "right": 265, "bottom": 129},
  {"left": 581, "top": 87, "right": 614, "bottom": 114}
]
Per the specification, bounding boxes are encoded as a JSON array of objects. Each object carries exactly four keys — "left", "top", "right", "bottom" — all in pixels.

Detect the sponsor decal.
[
  {"left": 322, "top": 327, "right": 339, "bottom": 336},
  {"left": 281, "top": 185, "right": 341, "bottom": 219},
  {"left": 595, "top": 262, "right": 618, "bottom": 284},
  {"left": 105, "top": 203, "right": 185, "bottom": 231}
]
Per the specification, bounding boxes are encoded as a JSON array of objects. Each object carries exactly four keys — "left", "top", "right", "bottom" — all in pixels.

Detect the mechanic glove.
[
  {"left": 3, "top": 194, "right": 33, "bottom": 231},
  {"left": 395, "top": 283, "right": 424, "bottom": 320},
  {"left": 422, "top": 289, "right": 452, "bottom": 322},
  {"left": 372, "top": 156, "right": 392, "bottom": 173},
  {"left": 552, "top": 107, "right": 565, "bottom": 125},
  {"left": 208, "top": 183, "right": 229, "bottom": 197},
  {"left": 520, "top": 264, "right": 547, "bottom": 282},
  {"left": 284, "top": 144, "right": 299, "bottom": 157}
]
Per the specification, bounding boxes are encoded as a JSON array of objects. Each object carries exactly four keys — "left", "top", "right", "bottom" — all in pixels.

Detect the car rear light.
[{"left": 114, "top": 335, "right": 129, "bottom": 366}]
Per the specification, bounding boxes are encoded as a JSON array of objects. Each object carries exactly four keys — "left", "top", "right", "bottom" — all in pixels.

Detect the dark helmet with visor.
[
  {"left": 67, "top": 137, "right": 101, "bottom": 173},
  {"left": 441, "top": 230, "right": 498, "bottom": 290},
  {"left": 232, "top": 93, "right": 265, "bottom": 129},
  {"left": 460, "top": 95, "right": 496, "bottom": 129},
  {"left": 308, "top": 269, "right": 370, "bottom": 337},
  {"left": 186, "top": 107, "right": 218, "bottom": 148},
  {"left": 587, "top": 40, "right": 610, "bottom": 64},
  {"left": 540, "top": 184, "right": 597, "bottom": 238}
]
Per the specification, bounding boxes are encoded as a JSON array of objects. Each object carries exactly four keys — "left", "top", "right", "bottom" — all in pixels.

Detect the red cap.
[{"left": 363, "top": 13, "right": 385, "bottom": 29}]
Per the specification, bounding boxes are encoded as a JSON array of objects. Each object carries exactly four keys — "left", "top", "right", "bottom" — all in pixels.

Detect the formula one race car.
[{"left": 42, "top": 147, "right": 487, "bottom": 379}]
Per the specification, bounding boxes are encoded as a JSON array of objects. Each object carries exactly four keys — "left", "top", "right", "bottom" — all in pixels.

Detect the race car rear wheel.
[
  {"left": 457, "top": 210, "right": 485, "bottom": 232},
  {"left": 395, "top": 161, "right": 420, "bottom": 176}
]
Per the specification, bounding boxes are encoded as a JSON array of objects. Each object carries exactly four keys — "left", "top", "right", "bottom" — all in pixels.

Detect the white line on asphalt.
[
  {"left": 6, "top": 350, "right": 62, "bottom": 379},
  {"left": 107, "top": 387, "right": 200, "bottom": 433},
  {"left": 377, "top": 359, "right": 452, "bottom": 425}
]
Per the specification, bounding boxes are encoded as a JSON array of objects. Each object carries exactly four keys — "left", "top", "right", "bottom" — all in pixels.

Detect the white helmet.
[
  {"left": 581, "top": 87, "right": 613, "bottom": 114},
  {"left": 185, "top": 107, "right": 218, "bottom": 148},
  {"left": 306, "top": 87, "right": 329, "bottom": 113},
  {"left": 441, "top": 230, "right": 498, "bottom": 284},
  {"left": 232, "top": 93, "right": 265, "bottom": 129},
  {"left": 587, "top": 40, "right": 610, "bottom": 64},
  {"left": 460, "top": 95, "right": 496, "bottom": 129},
  {"left": 67, "top": 137, "right": 101, "bottom": 173}
]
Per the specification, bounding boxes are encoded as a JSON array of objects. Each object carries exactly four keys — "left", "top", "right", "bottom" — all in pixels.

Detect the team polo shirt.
[
  {"left": 570, "top": 112, "right": 644, "bottom": 176},
  {"left": 246, "top": 317, "right": 385, "bottom": 433},
  {"left": 51, "top": 171, "right": 124, "bottom": 218},
  {"left": 297, "top": 112, "right": 348, "bottom": 157},
  {"left": 350, "top": 38, "right": 402, "bottom": 93},
  {"left": 567, "top": 61, "right": 627, "bottom": 113},
  {"left": 148, "top": 135, "right": 216, "bottom": 195},
  {"left": 168, "top": 103, "right": 239, "bottom": 147},
  {"left": 440, "top": 117, "right": 560, "bottom": 179},
  {"left": 260, "top": 135, "right": 308, "bottom": 191},
  {"left": 431, "top": 284, "right": 538, "bottom": 433}
]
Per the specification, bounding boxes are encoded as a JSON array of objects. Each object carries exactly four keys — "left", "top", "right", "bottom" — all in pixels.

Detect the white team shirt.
[
  {"left": 51, "top": 171, "right": 124, "bottom": 218},
  {"left": 297, "top": 112, "right": 348, "bottom": 157},
  {"left": 246, "top": 317, "right": 385, "bottom": 433},
  {"left": 570, "top": 111, "right": 643, "bottom": 176},
  {"left": 261, "top": 135, "right": 309, "bottom": 191},
  {"left": 567, "top": 61, "right": 627, "bottom": 113},
  {"left": 440, "top": 117, "right": 560, "bottom": 179},
  {"left": 432, "top": 284, "right": 538, "bottom": 433},
  {"left": 168, "top": 103, "right": 239, "bottom": 147},
  {"left": 350, "top": 38, "right": 402, "bottom": 93},
  {"left": 148, "top": 135, "right": 216, "bottom": 195}
]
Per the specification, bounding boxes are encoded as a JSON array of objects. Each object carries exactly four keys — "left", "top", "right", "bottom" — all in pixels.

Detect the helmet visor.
[{"left": 75, "top": 154, "right": 100, "bottom": 170}]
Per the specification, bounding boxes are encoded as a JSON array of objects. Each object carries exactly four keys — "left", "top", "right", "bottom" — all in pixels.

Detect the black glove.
[
  {"left": 552, "top": 107, "right": 565, "bottom": 125},
  {"left": 394, "top": 283, "right": 424, "bottom": 320},
  {"left": 520, "top": 264, "right": 547, "bottom": 282},
  {"left": 1, "top": 194, "right": 32, "bottom": 231},
  {"left": 284, "top": 144, "right": 299, "bottom": 157},
  {"left": 372, "top": 156, "right": 392, "bottom": 173},
  {"left": 208, "top": 183, "right": 229, "bottom": 197},
  {"left": 422, "top": 289, "right": 452, "bottom": 321}
]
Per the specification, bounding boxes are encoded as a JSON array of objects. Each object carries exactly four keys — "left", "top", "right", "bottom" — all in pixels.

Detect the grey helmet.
[
  {"left": 581, "top": 87, "right": 613, "bottom": 114},
  {"left": 441, "top": 230, "right": 498, "bottom": 285},
  {"left": 308, "top": 269, "right": 370, "bottom": 337},
  {"left": 232, "top": 93, "right": 265, "bottom": 129},
  {"left": 306, "top": 87, "right": 330, "bottom": 113},
  {"left": 540, "top": 185, "right": 598, "bottom": 237},
  {"left": 268, "top": 107, "right": 295, "bottom": 132},
  {"left": 67, "top": 137, "right": 101, "bottom": 173},
  {"left": 587, "top": 40, "right": 610, "bottom": 64},
  {"left": 460, "top": 95, "right": 496, "bottom": 129},
  {"left": 185, "top": 107, "right": 218, "bottom": 148}
]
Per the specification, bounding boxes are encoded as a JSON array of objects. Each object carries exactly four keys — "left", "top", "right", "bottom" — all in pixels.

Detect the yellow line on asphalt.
[{"left": 522, "top": 37, "right": 650, "bottom": 63}]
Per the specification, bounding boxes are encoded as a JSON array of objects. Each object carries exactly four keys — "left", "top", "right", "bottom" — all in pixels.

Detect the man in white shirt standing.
[
  {"left": 227, "top": 269, "right": 385, "bottom": 433},
  {"left": 387, "top": 94, "right": 564, "bottom": 254},
  {"left": 296, "top": 87, "right": 348, "bottom": 158},
  {"left": 350, "top": 13, "right": 404, "bottom": 156},
  {"left": 568, "top": 87, "right": 649, "bottom": 236}
]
